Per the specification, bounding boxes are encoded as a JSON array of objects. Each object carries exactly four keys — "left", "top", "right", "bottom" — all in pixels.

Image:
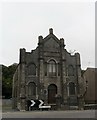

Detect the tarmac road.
[{"left": 2, "top": 110, "right": 96, "bottom": 118}]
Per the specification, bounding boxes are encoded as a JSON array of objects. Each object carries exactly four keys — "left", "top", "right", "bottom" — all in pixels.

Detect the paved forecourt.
[{"left": 2, "top": 110, "right": 96, "bottom": 118}]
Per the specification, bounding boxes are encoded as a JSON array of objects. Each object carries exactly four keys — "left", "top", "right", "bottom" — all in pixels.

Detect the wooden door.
[{"left": 48, "top": 84, "right": 57, "bottom": 104}]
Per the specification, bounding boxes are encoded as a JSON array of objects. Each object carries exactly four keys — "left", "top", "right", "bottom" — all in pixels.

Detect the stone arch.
[
  {"left": 47, "top": 58, "right": 58, "bottom": 63},
  {"left": 48, "top": 84, "right": 57, "bottom": 104}
]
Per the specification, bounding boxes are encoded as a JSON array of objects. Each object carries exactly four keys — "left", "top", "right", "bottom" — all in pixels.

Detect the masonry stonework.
[{"left": 12, "top": 28, "right": 85, "bottom": 111}]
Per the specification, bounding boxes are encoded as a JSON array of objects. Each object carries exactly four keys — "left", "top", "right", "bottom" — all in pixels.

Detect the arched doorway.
[{"left": 48, "top": 84, "right": 57, "bottom": 104}]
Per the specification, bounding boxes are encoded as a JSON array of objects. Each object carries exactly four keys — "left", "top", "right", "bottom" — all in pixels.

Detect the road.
[{"left": 2, "top": 110, "right": 97, "bottom": 118}]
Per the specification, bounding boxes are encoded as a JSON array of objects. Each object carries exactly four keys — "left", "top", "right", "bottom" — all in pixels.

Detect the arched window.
[
  {"left": 44, "top": 63, "right": 47, "bottom": 76},
  {"left": 28, "top": 82, "right": 36, "bottom": 96},
  {"left": 68, "top": 65, "right": 74, "bottom": 76},
  {"left": 58, "top": 63, "right": 60, "bottom": 76},
  {"left": 28, "top": 64, "right": 36, "bottom": 75},
  {"left": 69, "top": 82, "right": 75, "bottom": 95},
  {"left": 48, "top": 60, "right": 56, "bottom": 76}
]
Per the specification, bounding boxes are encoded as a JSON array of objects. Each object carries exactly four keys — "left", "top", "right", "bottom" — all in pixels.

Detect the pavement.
[{"left": 2, "top": 110, "right": 97, "bottom": 118}]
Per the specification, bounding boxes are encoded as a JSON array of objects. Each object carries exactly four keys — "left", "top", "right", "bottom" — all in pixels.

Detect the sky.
[{"left": 0, "top": 1, "right": 95, "bottom": 70}]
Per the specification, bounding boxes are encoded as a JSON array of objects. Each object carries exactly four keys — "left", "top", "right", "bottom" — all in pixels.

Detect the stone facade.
[{"left": 12, "top": 28, "right": 85, "bottom": 111}]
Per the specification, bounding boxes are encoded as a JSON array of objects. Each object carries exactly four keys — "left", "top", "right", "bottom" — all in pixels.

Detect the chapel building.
[{"left": 12, "top": 28, "right": 85, "bottom": 111}]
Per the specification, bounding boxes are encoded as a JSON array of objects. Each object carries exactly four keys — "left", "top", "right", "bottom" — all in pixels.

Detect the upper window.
[
  {"left": 48, "top": 60, "right": 56, "bottom": 76},
  {"left": 28, "top": 64, "right": 36, "bottom": 75},
  {"left": 68, "top": 65, "right": 74, "bottom": 76},
  {"left": 69, "top": 82, "right": 75, "bottom": 95}
]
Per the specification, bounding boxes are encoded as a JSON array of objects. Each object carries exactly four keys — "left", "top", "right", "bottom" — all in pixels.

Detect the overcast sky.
[{"left": 0, "top": 1, "right": 95, "bottom": 70}]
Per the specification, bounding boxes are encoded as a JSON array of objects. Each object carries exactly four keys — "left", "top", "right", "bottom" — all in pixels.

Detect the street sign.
[
  {"left": 30, "top": 99, "right": 51, "bottom": 110},
  {"left": 31, "top": 100, "right": 35, "bottom": 107},
  {"left": 30, "top": 99, "right": 44, "bottom": 108},
  {"left": 39, "top": 100, "right": 44, "bottom": 107}
]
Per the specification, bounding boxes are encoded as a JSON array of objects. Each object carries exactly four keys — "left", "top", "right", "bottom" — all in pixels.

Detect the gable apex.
[
  {"left": 43, "top": 28, "right": 60, "bottom": 44},
  {"left": 38, "top": 28, "right": 65, "bottom": 48},
  {"left": 49, "top": 28, "right": 53, "bottom": 34}
]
